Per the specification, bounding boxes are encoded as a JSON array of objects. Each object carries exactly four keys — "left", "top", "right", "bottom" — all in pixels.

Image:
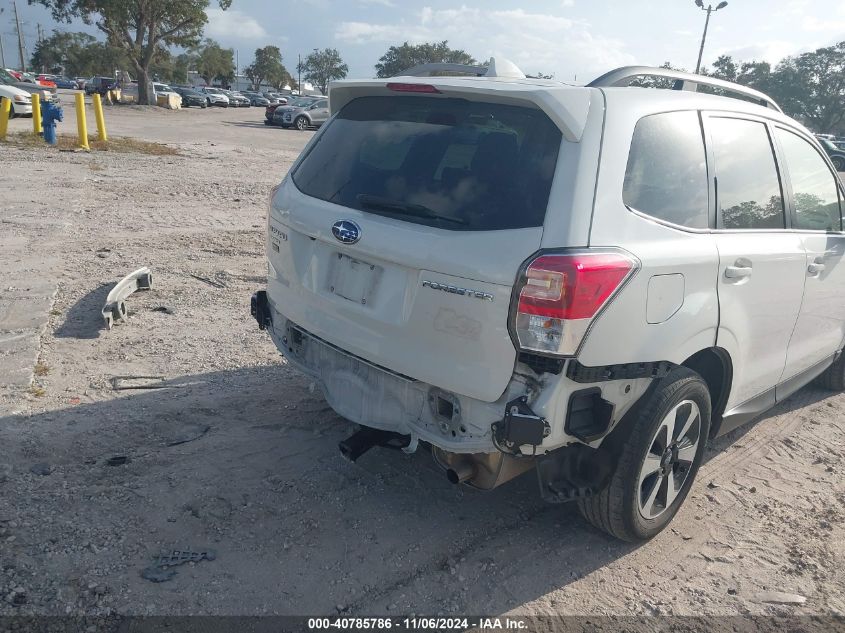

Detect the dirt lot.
[{"left": 0, "top": 98, "right": 843, "bottom": 620}]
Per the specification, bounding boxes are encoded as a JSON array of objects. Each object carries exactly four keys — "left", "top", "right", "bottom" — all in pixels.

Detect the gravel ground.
[{"left": 0, "top": 99, "right": 843, "bottom": 620}]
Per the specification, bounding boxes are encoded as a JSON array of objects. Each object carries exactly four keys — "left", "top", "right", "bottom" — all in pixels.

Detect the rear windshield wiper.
[{"left": 357, "top": 194, "right": 466, "bottom": 225}]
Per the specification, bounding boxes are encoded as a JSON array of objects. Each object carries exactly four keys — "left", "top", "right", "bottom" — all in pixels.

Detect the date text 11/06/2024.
[{"left": 307, "top": 617, "right": 529, "bottom": 631}]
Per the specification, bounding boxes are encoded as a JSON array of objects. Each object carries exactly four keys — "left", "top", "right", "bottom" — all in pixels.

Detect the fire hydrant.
[{"left": 42, "top": 101, "right": 63, "bottom": 145}]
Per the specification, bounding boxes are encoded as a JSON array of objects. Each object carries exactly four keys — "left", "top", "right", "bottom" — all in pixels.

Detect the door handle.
[
  {"left": 725, "top": 264, "right": 752, "bottom": 279},
  {"left": 808, "top": 261, "right": 826, "bottom": 275}
]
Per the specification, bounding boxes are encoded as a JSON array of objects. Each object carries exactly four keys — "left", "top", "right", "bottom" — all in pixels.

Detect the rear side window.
[
  {"left": 623, "top": 111, "right": 709, "bottom": 229},
  {"left": 292, "top": 96, "right": 562, "bottom": 231},
  {"left": 776, "top": 129, "right": 842, "bottom": 231},
  {"left": 710, "top": 117, "right": 785, "bottom": 230}
]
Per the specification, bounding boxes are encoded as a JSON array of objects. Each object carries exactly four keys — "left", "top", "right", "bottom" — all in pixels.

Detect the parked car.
[
  {"left": 222, "top": 90, "right": 250, "bottom": 107},
  {"left": 172, "top": 86, "right": 208, "bottom": 108},
  {"left": 85, "top": 76, "right": 116, "bottom": 95},
  {"left": 153, "top": 82, "right": 181, "bottom": 98},
  {"left": 199, "top": 87, "right": 230, "bottom": 107},
  {"left": 0, "top": 69, "right": 53, "bottom": 105},
  {"left": 0, "top": 82, "right": 32, "bottom": 117},
  {"left": 35, "top": 74, "right": 58, "bottom": 89},
  {"left": 263, "top": 92, "right": 289, "bottom": 105},
  {"left": 276, "top": 97, "right": 329, "bottom": 130},
  {"left": 241, "top": 91, "right": 270, "bottom": 107},
  {"left": 817, "top": 137, "right": 845, "bottom": 171},
  {"left": 252, "top": 60, "right": 845, "bottom": 543},
  {"left": 46, "top": 75, "right": 77, "bottom": 89},
  {"left": 267, "top": 96, "right": 318, "bottom": 126}
]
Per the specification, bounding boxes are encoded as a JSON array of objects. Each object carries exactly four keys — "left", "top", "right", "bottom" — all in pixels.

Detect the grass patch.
[
  {"left": 34, "top": 362, "right": 50, "bottom": 377},
  {"left": 27, "top": 385, "right": 46, "bottom": 398},
  {"left": 1, "top": 131, "right": 178, "bottom": 156}
]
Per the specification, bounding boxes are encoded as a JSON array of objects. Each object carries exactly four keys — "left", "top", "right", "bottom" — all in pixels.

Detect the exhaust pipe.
[
  {"left": 446, "top": 460, "right": 476, "bottom": 485},
  {"left": 339, "top": 428, "right": 410, "bottom": 462}
]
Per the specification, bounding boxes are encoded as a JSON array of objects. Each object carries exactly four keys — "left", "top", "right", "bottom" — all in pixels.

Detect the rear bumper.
[{"left": 252, "top": 291, "right": 528, "bottom": 453}]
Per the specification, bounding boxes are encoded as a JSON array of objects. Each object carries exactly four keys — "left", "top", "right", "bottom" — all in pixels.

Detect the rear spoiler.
[{"left": 327, "top": 80, "right": 593, "bottom": 143}]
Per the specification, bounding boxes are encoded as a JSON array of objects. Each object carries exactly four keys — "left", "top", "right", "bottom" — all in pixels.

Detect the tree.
[
  {"left": 297, "top": 48, "right": 348, "bottom": 95},
  {"left": 191, "top": 39, "right": 235, "bottom": 86},
  {"left": 709, "top": 55, "right": 738, "bottom": 82},
  {"left": 767, "top": 43, "right": 845, "bottom": 133},
  {"left": 375, "top": 41, "right": 475, "bottom": 78},
  {"left": 30, "top": 30, "right": 129, "bottom": 77},
  {"left": 32, "top": 0, "right": 232, "bottom": 105},
  {"left": 244, "top": 45, "right": 286, "bottom": 90}
]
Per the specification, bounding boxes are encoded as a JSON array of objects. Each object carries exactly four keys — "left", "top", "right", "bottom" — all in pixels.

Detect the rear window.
[{"left": 292, "top": 96, "right": 562, "bottom": 231}]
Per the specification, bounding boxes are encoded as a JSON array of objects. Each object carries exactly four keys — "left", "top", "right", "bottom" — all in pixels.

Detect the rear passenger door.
[
  {"left": 310, "top": 99, "right": 330, "bottom": 125},
  {"left": 705, "top": 114, "right": 807, "bottom": 412},
  {"left": 774, "top": 127, "right": 845, "bottom": 381}
]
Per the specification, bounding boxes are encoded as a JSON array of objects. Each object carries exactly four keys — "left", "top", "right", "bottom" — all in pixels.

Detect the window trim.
[
  {"left": 621, "top": 109, "right": 713, "bottom": 233},
  {"left": 702, "top": 111, "right": 789, "bottom": 233},
  {"left": 772, "top": 124, "right": 844, "bottom": 234}
]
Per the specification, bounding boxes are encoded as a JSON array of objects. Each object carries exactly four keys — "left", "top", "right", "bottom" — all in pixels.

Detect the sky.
[{"left": 3, "top": 0, "right": 844, "bottom": 82}]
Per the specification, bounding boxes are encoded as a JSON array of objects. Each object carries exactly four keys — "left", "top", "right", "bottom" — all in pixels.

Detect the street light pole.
[{"left": 694, "top": 0, "right": 728, "bottom": 75}]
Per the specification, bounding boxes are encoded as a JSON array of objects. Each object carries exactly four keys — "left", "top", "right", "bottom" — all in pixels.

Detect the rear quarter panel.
[{"left": 579, "top": 92, "right": 720, "bottom": 367}]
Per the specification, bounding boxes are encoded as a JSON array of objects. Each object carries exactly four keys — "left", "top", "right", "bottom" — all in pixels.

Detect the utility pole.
[
  {"left": 297, "top": 53, "right": 301, "bottom": 95},
  {"left": 13, "top": 0, "right": 26, "bottom": 72},
  {"left": 0, "top": 34, "right": 6, "bottom": 69}
]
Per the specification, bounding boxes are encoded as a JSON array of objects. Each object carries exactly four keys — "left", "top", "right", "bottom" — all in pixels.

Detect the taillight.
[
  {"left": 386, "top": 82, "right": 441, "bottom": 93},
  {"left": 512, "top": 250, "right": 637, "bottom": 356}
]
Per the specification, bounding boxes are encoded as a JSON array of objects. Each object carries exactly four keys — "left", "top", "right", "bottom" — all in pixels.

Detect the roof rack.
[{"left": 587, "top": 65, "right": 782, "bottom": 113}]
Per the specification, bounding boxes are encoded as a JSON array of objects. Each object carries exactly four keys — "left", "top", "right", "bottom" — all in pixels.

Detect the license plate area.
[{"left": 328, "top": 254, "right": 381, "bottom": 305}]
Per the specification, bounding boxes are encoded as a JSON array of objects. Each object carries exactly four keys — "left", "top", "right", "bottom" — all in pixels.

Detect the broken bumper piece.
[{"left": 102, "top": 267, "right": 153, "bottom": 329}]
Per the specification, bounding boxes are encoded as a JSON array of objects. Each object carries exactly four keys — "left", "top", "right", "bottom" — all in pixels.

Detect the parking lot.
[{"left": 0, "top": 99, "right": 843, "bottom": 619}]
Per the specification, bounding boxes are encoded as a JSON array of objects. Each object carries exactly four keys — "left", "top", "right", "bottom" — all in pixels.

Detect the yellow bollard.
[
  {"left": 0, "top": 97, "right": 10, "bottom": 141},
  {"left": 75, "top": 92, "right": 89, "bottom": 150},
  {"left": 92, "top": 94, "right": 108, "bottom": 142},
  {"left": 32, "top": 93, "right": 42, "bottom": 135}
]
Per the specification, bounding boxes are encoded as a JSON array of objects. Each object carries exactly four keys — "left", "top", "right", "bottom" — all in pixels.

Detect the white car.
[
  {"left": 252, "top": 59, "right": 845, "bottom": 542},
  {"left": 153, "top": 82, "right": 180, "bottom": 99},
  {"left": 199, "top": 87, "right": 230, "bottom": 107},
  {"left": 0, "top": 83, "right": 33, "bottom": 117}
]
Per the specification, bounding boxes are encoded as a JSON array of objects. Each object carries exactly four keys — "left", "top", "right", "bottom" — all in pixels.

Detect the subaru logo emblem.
[{"left": 331, "top": 220, "right": 361, "bottom": 245}]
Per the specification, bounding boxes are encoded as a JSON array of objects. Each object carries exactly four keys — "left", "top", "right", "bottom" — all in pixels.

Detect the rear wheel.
[
  {"left": 832, "top": 155, "right": 845, "bottom": 172},
  {"left": 295, "top": 116, "right": 308, "bottom": 131},
  {"left": 578, "top": 367, "right": 711, "bottom": 541}
]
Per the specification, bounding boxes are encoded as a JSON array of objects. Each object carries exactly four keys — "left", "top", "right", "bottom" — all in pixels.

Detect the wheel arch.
[{"left": 681, "top": 347, "right": 733, "bottom": 437}]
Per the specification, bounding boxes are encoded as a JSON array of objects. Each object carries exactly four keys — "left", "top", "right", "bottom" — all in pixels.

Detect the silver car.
[{"left": 277, "top": 97, "right": 329, "bottom": 130}]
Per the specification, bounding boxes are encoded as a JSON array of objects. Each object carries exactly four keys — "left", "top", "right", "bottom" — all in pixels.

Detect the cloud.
[
  {"left": 205, "top": 8, "right": 268, "bottom": 40},
  {"left": 334, "top": 6, "right": 634, "bottom": 79},
  {"left": 358, "top": 0, "right": 396, "bottom": 6},
  {"left": 802, "top": 15, "right": 845, "bottom": 32},
  {"left": 718, "top": 40, "right": 805, "bottom": 64}
]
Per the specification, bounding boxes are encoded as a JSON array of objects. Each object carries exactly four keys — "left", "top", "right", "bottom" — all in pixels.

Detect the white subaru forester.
[{"left": 252, "top": 60, "right": 845, "bottom": 541}]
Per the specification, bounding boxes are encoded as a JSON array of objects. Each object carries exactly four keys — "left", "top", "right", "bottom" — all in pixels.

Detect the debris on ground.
[
  {"left": 140, "top": 548, "right": 217, "bottom": 584},
  {"left": 29, "top": 463, "right": 52, "bottom": 476},
  {"left": 754, "top": 591, "right": 808, "bottom": 605},
  {"left": 110, "top": 376, "right": 167, "bottom": 391}
]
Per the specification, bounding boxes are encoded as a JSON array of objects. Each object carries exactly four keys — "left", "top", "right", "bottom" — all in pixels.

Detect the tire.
[
  {"left": 295, "top": 116, "right": 308, "bottom": 131},
  {"left": 577, "top": 367, "right": 711, "bottom": 542},
  {"left": 816, "top": 352, "right": 845, "bottom": 390},
  {"left": 832, "top": 156, "right": 845, "bottom": 172}
]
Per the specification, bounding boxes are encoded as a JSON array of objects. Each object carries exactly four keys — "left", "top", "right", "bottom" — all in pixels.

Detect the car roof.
[{"left": 330, "top": 74, "right": 803, "bottom": 143}]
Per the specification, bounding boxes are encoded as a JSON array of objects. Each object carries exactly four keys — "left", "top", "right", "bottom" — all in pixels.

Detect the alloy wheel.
[{"left": 637, "top": 399, "right": 701, "bottom": 520}]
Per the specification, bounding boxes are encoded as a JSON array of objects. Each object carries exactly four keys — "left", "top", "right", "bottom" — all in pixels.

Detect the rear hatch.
[{"left": 267, "top": 83, "right": 581, "bottom": 402}]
